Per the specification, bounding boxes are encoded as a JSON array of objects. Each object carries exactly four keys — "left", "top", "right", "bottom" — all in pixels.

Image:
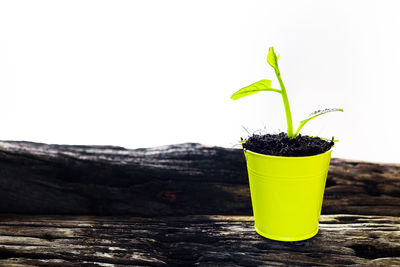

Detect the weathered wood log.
[
  {"left": 0, "top": 214, "right": 399, "bottom": 266},
  {"left": 0, "top": 141, "right": 399, "bottom": 216}
]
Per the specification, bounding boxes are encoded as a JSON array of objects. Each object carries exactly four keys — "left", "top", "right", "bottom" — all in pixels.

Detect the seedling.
[{"left": 231, "top": 47, "right": 343, "bottom": 139}]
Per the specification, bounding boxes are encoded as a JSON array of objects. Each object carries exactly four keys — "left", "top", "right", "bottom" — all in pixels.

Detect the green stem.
[
  {"left": 274, "top": 68, "right": 294, "bottom": 139},
  {"left": 294, "top": 121, "right": 305, "bottom": 137}
]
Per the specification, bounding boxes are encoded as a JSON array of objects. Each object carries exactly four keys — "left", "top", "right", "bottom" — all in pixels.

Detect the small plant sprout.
[{"left": 231, "top": 47, "right": 343, "bottom": 139}]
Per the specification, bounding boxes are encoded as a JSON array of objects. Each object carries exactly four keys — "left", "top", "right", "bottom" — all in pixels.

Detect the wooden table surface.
[
  {"left": 0, "top": 214, "right": 399, "bottom": 266},
  {"left": 0, "top": 142, "right": 399, "bottom": 266}
]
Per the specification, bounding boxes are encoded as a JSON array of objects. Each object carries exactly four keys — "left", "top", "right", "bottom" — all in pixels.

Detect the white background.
[{"left": 0, "top": 0, "right": 399, "bottom": 163}]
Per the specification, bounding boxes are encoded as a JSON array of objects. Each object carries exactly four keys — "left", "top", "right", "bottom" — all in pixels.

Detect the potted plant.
[{"left": 231, "top": 47, "right": 343, "bottom": 241}]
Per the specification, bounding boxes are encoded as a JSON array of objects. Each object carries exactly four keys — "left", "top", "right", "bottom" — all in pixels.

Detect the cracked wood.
[
  {"left": 0, "top": 214, "right": 399, "bottom": 266},
  {"left": 0, "top": 141, "right": 399, "bottom": 216}
]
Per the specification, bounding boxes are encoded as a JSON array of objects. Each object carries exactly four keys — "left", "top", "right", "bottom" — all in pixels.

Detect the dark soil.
[{"left": 242, "top": 132, "right": 334, "bottom": 157}]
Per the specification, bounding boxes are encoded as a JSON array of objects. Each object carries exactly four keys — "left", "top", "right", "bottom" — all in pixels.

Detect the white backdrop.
[{"left": 0, "top": 0, "right": 399, "bottom": 163}]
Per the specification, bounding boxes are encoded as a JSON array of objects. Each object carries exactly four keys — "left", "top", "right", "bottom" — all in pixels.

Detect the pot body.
[{"left": 244, "top": 149, "right": 332, "bottom": 241}]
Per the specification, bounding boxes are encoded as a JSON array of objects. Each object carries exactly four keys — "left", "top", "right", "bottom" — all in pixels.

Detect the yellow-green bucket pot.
[{"left": 244, "top": 148, "right": 332, "bottom": 241}]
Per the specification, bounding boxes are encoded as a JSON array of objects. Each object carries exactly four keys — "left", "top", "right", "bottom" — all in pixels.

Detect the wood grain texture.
[
  {"left": 0, "top": 141, "right": 399, "bottom": 216},
  {"left": 0, "top": 214, "right": 399, "bottom": 266}
]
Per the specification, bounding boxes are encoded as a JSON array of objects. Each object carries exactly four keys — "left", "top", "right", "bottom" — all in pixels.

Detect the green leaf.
[
  {"left": 241, "top": 125, "right": 251, "bottom": 135},
  {"left": 294, "top": 108, "right": 344, "bottom": 137},
  {"left": 267, "top": 47, "right": 278, "bottom": 69},
  {"left": 302, "top": 108, "right": 344, "bottom": 123},
  {"left": 230, "top": 80, "right": 281, "bottom": 100}
]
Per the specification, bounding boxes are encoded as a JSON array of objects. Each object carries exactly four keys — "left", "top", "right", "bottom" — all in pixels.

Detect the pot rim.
[{"left": 244, "top": 147, "right": 333, "bottom": 160}]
